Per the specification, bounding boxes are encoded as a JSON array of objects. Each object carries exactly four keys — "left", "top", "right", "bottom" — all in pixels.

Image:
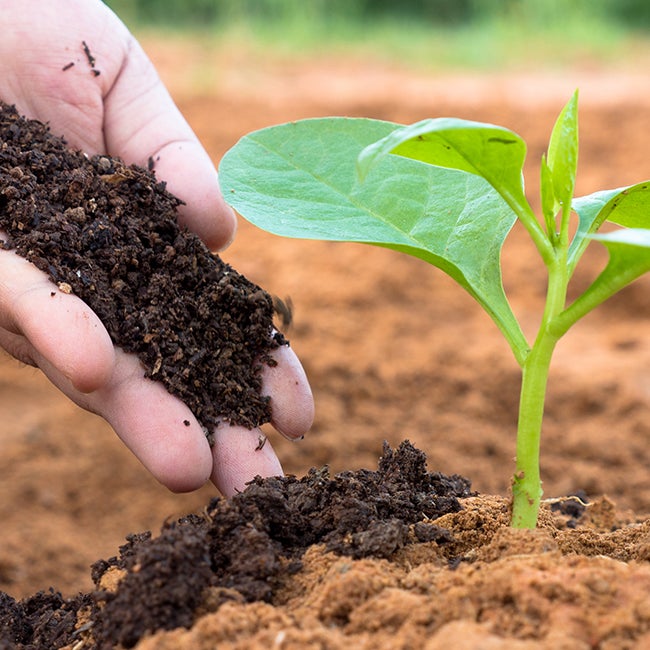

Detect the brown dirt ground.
[{"left": 2, "top": 39, "right": 650, "bottom": 648}]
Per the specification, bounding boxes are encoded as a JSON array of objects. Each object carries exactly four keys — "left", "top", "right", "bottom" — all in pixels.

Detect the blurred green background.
[
  {"left": 103, "top": 0, "right": 649, "bottom": 29},
  {"left": 102, "top": 0, "right": 650, "bottom": 70}
]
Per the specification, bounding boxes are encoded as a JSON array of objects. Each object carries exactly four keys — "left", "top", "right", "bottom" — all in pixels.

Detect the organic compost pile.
[
  {"left": 2, "top": 41, "right": 650, "bottom": 649},
  {"left": 0, "top": 441, "right": 472, "bottom": 649},
  {"left": 0, "top": 102, "right": 282, "bottom": 433}
]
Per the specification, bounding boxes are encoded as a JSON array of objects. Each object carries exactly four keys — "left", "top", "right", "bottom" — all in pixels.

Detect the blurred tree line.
[{"left": 103, "top": 0, "right": 650, "bottom": 30}]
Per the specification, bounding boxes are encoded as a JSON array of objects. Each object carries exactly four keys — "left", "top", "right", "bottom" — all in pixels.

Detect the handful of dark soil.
[{"left": 0, "top": 102, "right": 284, "bottom": 433}]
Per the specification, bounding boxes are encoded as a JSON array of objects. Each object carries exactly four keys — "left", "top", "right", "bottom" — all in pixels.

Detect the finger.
[
  {"left": 210, "top": 423, "right": 283, "bottom": 496},
  {"left": 89, "top": 355, "right": 214, "bottom": 493},
  {"left": 263, "top": 344, "right": 315, "bottom": 440},
  {"left": 102, "top": 37, "right": 236, "bottom": 250},
  {"left": 148, "top": 141, "right": 237, "bottom": 252},
  {"left": 38, "top": 347, "right": 214, "bottom": 493},
  {"left": 0, "top": 248, "right": 114, "bottom": 393},
  {"left": 0, "top": 246, "right": 212, "bottom": 492}
]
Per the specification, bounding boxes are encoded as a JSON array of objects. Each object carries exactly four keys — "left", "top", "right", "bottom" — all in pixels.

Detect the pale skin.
[{"left": 0, "top": 0, "right": 314, "bottom": 494}]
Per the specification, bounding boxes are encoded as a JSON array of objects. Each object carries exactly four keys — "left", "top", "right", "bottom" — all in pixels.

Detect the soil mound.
[{"left": 0, "top": 441, "right": 471, "bottom": 649}]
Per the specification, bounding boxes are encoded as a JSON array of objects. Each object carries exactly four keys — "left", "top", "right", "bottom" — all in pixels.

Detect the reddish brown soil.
[{"left": 2, "top": 40, "right": 650, "bottom": 648}]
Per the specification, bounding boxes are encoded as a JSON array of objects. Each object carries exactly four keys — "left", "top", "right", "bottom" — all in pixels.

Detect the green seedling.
[{"left": 218, "top": 92, "right": 650, "bottom": 528}]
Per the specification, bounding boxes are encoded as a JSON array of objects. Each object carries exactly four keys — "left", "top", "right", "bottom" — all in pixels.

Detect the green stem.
[
  {"left": 511, "top": 330, "right": 557, "bottom": 527},
  {"left": 511, "top": 253, "right": 565, "bottom": 528}
]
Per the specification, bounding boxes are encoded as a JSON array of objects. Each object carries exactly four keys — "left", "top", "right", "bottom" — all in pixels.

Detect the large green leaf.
[
  {"left": 569, "top": 181, "right": 650, "bottom": 271},
  {"left": 219, "top": 117, "right": 528, "bottom": 360}
]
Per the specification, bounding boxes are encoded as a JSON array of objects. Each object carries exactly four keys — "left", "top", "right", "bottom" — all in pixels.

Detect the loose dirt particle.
[{"left": 81, "top": 40, "right": 100, "bottom": 76}]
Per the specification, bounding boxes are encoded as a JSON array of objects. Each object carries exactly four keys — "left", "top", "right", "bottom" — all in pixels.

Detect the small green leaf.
[
  {"left": 540, "top": 154, "right": 557, "bottom": 236},
  {"left": 356, "top": 116, "right": 553, "bottom": 263},
  {"left": 357, "top": 117, "right": 530, "bottom": 217},
  {"left": 219, "top": 117, "right": 529, "bottom": 361},
  {"left": 569, "top": 181, "right": 650, "bottom": 271},
  {"left": 581, "top": 228, "right": 650, "bottom": 308},
  {"left": 547, "top": 90, "right": 579, "bottom": 210}
]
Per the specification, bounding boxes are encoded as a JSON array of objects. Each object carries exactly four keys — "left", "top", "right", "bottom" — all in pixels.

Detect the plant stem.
[
  {"left": 511, "top": 330, "right": 557, "bottom": 527},
  {"left": 511, "top": 253, "right": 565, "bottom": 528}
]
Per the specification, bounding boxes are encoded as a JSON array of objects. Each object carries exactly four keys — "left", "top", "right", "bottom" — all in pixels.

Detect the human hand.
[{"left": 0, "top": 0, "right": 314, "bottom": 495}]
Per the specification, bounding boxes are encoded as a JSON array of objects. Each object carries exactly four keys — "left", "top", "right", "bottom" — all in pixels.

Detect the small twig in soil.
[{"left": 543, "top": 495, "right": 591, "bottom": 508}]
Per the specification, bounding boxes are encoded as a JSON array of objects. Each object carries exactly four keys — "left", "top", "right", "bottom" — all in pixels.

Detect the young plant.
[{"left": 218, "top": 92, "right": 650, "bottom": 528}]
